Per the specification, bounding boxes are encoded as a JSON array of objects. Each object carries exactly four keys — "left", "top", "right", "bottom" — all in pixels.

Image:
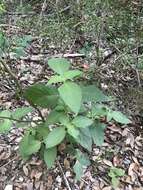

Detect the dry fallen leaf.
[
  {"left": 23, "top": 165, "right": 29, "bottom": 176},
  {"left": 113, "top": 155, "right": 122, "bottom": 167},
  {"left": 128, "top": 163, "right": 139, "bottom": 182},
  {"left": 126, "top": 133, "right": 135, "bottom": 148},
  {"left": 64, "top": 158, "right": 70, "bottom": 169},
  {"left": 102, "top": 187, "right": 112, "bottom": 190},
  {"left": 47, "top": 175, "right": 53, "bottom": 187},
  {"left": 103, "top": 159, "right": 113, "bottom": 167}
]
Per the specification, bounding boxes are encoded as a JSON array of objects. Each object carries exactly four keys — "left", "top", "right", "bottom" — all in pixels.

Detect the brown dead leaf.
[
  {"left": 102, "top": 187, "right": 112, "bottom": 190},
  {"left": 29, "top": 160, "right": 42, "bottom": 166},
  {"left": 58, "top": 143, "right": 66, "bottom": 152},
  {"left": 0, "top": 146, "right": 11, "bottom": 160},
  {"left": 34, "top": 172, "right": 42, "bottom": 180},
  {"left": 132, "top": 156, "right": 139, "bottom": 165},
  {"left": 40, "top": 182, "right": 45, "bottom": 190},
  {"left": 126, "top": 132, "right": 135, "bottom": 148},
  {"left": 128, "top": 163, "right": 139, "bottom": 181},
  {"left": 113, "top": 155, "right": 122, "bottom": 167},
  {"left": 25, "top": 183, "right": 33, "bottom": 190},
  {"left": 35, "top": 181, "right": 41, "bottom": 189},
  {"left": 64, "top": 158, "right": 70, "bottom": 169},
  {"left": 47, "top": 175, "right": 53, "bottom": 187},
  {"left": 108, "top": 124, "right": 122, "bottom": 133},
  {"left": 124, "top": 175, "right": 132, "bottom": 184},
  {"left": 103, "top": 159, "right": 113, "bottom": 167},
  {"left": 23, "top": 165, "right": 29, "bottom": 176},
  {"left": 30, "top": 170, "right": 42, "bottom": 180}
]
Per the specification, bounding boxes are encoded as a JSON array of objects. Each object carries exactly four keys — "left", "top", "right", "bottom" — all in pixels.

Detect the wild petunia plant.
[{"left": 0, "top": 58, "right": 131, "bottom": 180}]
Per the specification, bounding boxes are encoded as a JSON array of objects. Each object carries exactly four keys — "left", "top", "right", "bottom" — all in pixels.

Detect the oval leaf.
[
  {"left": 19, "top": 132, "right": 41, "bottom": 158},
  {"left": 24, "top": 84, "right": 58, "bottom": 108},
  {"left": 58, "top": 82, "right": 82, "bottom": 114},
  {"left": 72, "top": 116, "right": 93, "bottom": 128},
  {"left": 44, "top": 127, "right": 66, "bottom": 148},
  {"left": 48, "top": 58, "right": 70, "bottom": 75},
  {"left": 81, "top": 85, "right": 110, "bottom": 102},
  {"left": 112, "top": 111, "right": 131, "bottom": 124},
  {"left": 90, "top": 122, "right": 106, "bottom": 146},
  {"left": 64, "top": 70, "right": 82, "bottom": 80},
  {"left": 44, "top": 147, "right": 57, "bottom": 168}
]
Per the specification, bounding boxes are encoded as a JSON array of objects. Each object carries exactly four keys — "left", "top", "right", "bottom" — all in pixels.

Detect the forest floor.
[{"left": 1, "top": 18, "right": 143, "bottom": 190}]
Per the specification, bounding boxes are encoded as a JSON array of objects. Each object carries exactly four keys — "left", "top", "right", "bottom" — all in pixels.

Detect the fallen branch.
[
  {"left": 8, "top": 53, "right": 85, "bottom": 62},
  {"left": 0, "top": 116, "right": 42, "bottom": 123},
  {"left": 57, "top": 160, "right": 72, "bottom": 190}
]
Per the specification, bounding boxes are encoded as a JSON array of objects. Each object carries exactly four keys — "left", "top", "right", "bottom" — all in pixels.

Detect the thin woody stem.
[{"left": 0, "top": 116, "right": 42, "bottom": 123}]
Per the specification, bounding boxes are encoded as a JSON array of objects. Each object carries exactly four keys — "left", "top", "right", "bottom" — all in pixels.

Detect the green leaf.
[
  {"left": 59, "top": 114, "right": 70, "bottom": 126},
  {"left": 90, "top": 122, "right": 106, "bottom": 146},
  {"left": 81, "top": 85, "right": 110, "bottom": 102},
  {"left": 109, "top": 167, "right": 125, "bottom": 177},
  {"left": 66, "top": 124, "right": 79, "bottom": 139},
  {"left": 74, "top": 150, "right": 90, "bottom": 180},
  {"left": 63, "top": 70, "right": 82, "bottom": 80},
  {"left": 110, "top": 111, "right": 131, "bottom": 124},
  {"left": 48, "top": 75, "right": 65, "bottom": 84},
  {"left": 76, "top": 150, "right": 90, "bottom": 166},
  {"left": 48, "top": 58, "right": 70, "bottom": 75},
  {"left": 12, "top": 47, "right": 25, "bottom": 58},
  {"left": 44, "top": 147, "right": 57, "bottom": 168},
  {"left": 108, "top": 167, "right": 125, "bottom": 188},
  {"left": 91, "top": 104, "right": 107, "bottom": 117},
  {"left": 44, "top": 127, "right": 66, "bottom": 148},
  {"left": 46, "top": 110, "right": 65, "bottom": 125},
  {"left": 36, "top": 124, "right": 50, "bottom": 140},
  {"left": 19, "top": 132, "right": 41, "bottom": 158},
  {"left": 0, "top": 110, "right": 12, "bottom": 133},
  {"left": 58, "top": 82, "right": 82, "bottom": 114},
  {"left": 112, "top": 177, "right": 119, "bottom": 188},
  {"left": 76, "top": 127, "right": 92, "bottom": 151},
  {"left": 24, "top": 84, "right": 58, "bottom": 108},
  {"left": 12, "top": 106, "right": 33, "bottom": 120},
  {"left": 73, "top": 161, "right": 84, "bottom": 180},
  {"left": 72, "top": 116, "right": 93, "bottom": 128},
  {"left": 115, "top": 168, "right": 125, "bottom": 176}
]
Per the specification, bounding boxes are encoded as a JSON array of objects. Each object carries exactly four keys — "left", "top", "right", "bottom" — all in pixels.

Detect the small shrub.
[{"left": 0, "top": 57, "right": 131, "bottom": 180}]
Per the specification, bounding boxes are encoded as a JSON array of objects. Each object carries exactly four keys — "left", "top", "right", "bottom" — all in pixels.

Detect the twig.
[
  {"left": 57, "top": 160, "right": 72, "bottom": 190},
  {"left": 0, "top": 155, "right": 20, "bottom": 169},
  {"left": 7, "top": 53, "right": 85, "bottom": 62},
  {"left": 0, "top": 116, "right": 42, "bottom": 123}
]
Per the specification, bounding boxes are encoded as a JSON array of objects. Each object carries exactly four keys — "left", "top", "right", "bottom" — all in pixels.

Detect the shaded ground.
[
  {"left": 0, "top": 32, "right": 143, "bottom": 190},
  {"left": 1, "top": 3, "right": 143, "bottom": 188}
]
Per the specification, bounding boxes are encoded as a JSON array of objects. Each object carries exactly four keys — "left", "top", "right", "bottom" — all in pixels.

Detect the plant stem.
[{"left": 0, "top": 116, "right": 42, "bottom": 123}]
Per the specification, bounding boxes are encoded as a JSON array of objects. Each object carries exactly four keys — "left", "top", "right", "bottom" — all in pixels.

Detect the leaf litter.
[{"left": 0, "top": 26, "right": 143, "bottom": 190}]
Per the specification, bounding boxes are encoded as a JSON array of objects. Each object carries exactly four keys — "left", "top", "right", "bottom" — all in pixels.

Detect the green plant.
[
  {"left": 0, "top": 58, "right": 131, "bottom": 180},
  {"left": 108, "top": 167, "right": 125, "bottom": 188}
]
